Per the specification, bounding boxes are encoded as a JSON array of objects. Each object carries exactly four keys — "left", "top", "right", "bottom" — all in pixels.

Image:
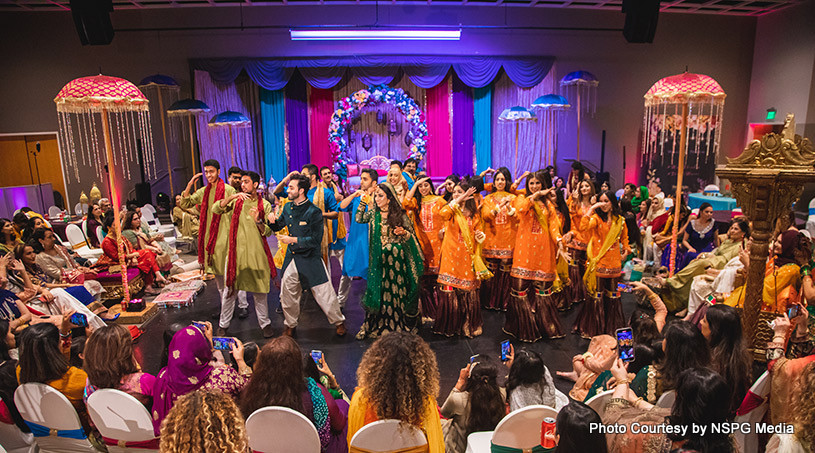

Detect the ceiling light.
[{"left": 290, "top": 29, "right": 461, "bottom": 41}]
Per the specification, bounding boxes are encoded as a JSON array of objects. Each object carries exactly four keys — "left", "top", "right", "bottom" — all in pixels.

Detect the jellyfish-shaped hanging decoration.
[
  {"left": 560, "top": 70, "right": 599, "bottom": 161},
  {"left": 168, "top": 98, "right": 211, "bottom": 178},
  {"left": 139, "top": 74, "right": 180, "bottom": 195},
  {"left": 498, "top": 106, "right": 538, "bottom": 177},
  {"left": 208, "top": 111, "right": 251, "bottom": 167},
  {"left": 531, "top": 94, "right": 571, "bottom": 168},
  {"left": 642, "top": 71, "right": 726, "bottom": 276},
  {"left": 54, "top": 74, "right": 158, "bottom": 307}
]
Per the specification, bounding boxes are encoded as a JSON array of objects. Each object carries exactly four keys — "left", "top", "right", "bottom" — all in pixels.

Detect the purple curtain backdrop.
[
  {"left": 285, "top": 73, "right": 310, "bottom": 173},
  {"left": 452, "top": 76, "right": 475, "bottom": 176}
]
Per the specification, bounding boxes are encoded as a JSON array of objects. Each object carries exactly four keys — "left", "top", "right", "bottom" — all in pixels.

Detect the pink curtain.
[
  {"left": 308, "top": 86, "right": 335, "bottom": 169},
  {"left": 425, "top": 77, "right": 452, "bottom": 177}
]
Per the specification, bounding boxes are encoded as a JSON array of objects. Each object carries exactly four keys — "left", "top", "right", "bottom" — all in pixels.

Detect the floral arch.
[{"left": 329, "top": 84, "right": 428, "bottom": 178}]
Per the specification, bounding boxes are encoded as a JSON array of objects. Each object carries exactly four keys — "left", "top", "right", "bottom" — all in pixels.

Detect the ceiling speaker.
[
  {"left": 622, "top": 0, "right": 660, "bottom": 43},
  {"left": 70, "top": 0, "right": 114, "bottom": 45}
]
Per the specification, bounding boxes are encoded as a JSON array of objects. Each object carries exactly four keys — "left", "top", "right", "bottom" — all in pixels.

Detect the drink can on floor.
[{"left": 541, "top": 417, "right": 556, "bottom": 448}]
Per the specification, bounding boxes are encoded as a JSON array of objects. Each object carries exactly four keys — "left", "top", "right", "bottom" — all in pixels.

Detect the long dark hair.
[
  {"left": 239, "top": 336, "right": 306, "bottom": 419},
  {"left": 443, "top": 174, "right": 461, "bottom": 202},
  {"left": 0, "top": 218, "right": 14, "bottom": 245},
  {"left": 492, "top": 167, "right": 513, "bottom": 193},
  {"left": 122, "top": 210, "right": 140, "bottom": 231},
  {"left": 555, "top": 401, "right": 608, "bottom": 453},
  {"left": 705, "top": 304, "right": 752, "bottom": 413},
  {"left": 456, "top": 181, "right": 478, "bottom": 217},
  {"left": 378, "top": 184, "right": 408, "bottom": 231},
  {"left": 413, "top": 177, "right": 436, "bottom": 207},
  {"left": 525, "top": 170, "right": 550, "bottom": 195},
  {"left": 18, "top": 323, "right": 70, "bottom": 384},
  {"left": 464, "top": 357, "right": 505, "bottom": 436},
  {"left": 595, "top": 190, "right": 621, "bottom": 223},
  {"left": 553, "top": 189, "right": 571, "bottom": 233},
  {"left": 506, "top": 349, "right": 552, "bottom": 400},
  {"left": 657, "top": 321, "right": 710, "bottom": 391},
  {"left": 0, "top": 320, "right": 11, "bottom": 361},
  {"left": 668, "top": 368, "right": 735, "bottom": 453},
  {"left": 84, "top": 325, "right": 140, "bottom": 390},
  {"left": 27, "top": 228, "right": 50, "bottom": 253}
]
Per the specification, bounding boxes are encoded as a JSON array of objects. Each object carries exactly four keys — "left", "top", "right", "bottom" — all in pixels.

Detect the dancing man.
[
  {"left": 268, "top": 174, "right": 347, "bottom": 337},
  {"left": 339, "top": 168, "right": 378, "bottom": 281},
  {"left": 226, "top": 165, "right": 250, "bottom": 319},
  {"left": 319, "top": 165, "right": 351, "bottom": 308},
  {"left": 214, "top": 171, "right": 277, "bottom": 338}
]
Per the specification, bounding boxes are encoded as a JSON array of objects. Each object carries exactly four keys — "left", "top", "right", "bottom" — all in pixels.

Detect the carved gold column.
[{"left": 716, "top": 121, "right": 815, "bottom": 359}]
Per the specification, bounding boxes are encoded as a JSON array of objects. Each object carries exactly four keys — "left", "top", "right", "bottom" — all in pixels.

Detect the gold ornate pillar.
[{"left": 716, "top": 118, "right": 815, "bottom": 359}]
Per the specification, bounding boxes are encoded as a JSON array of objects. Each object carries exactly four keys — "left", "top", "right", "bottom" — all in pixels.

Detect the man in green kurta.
[{"left": 214, "top": 170, "right": 276, "bottom": 338}]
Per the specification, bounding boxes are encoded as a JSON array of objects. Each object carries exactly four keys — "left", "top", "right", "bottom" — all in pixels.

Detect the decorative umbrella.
[
  {"left": 498, "top": 106, "right": 538, "bottom": 177},
  {"left": 168, "top": 99, "right": 211, "bottom": 179},
  {"left": 55, "top": 74, "right": 158, "bottom": 307},
  {"left": 208, "top": 111, "right": 251, "bottom": 167},
  {"left": 531, "top": 94, "right": 571, "bottom": 168},
  {"left": 643, "top": 71, "right": 726, "bottom": 276},
  {"left": 560, "top": 70, "right": 599, "bottom": 161},
  {"left": 139, "top": 74, "right": 180, "bottom": 196}
]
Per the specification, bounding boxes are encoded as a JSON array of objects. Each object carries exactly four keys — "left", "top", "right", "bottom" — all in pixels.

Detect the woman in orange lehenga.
[
  {"left": 566, "top": 179, "right": 595, "bottom": 308},
  {"left": 574, "top": 190, "right": 630, "bottom": 338},
  {"left": 480, "top": 167, "right": 518, "bottom": 311},
  {"left": 506, "top": 171, "right": 565, "bottom": 342},
  {"left": 434, "top": 181, "right": 491, "bottom": 338},
  {"left": 404, "top": 177, "right": 447, "bottom": 321},
  {"left": 547, "top": 188, "right": 573, "bottom": 311}
]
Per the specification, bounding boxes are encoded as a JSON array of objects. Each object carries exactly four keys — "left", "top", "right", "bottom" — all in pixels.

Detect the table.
[{"left": 688, "top": 193, "right": 738, "bottom": 211}]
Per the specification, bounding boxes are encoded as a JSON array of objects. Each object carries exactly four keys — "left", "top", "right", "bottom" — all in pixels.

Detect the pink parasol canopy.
[
  {"left": 55, "top": 75, "right": 149, "bottom": 113},
  {"left": 644, "top": 72, "right": 726, "bottom": 105}
]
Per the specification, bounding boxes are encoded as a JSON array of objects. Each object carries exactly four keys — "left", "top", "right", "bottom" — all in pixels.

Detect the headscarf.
[
  {"left": 151, "top": 327, "right": 213, "bottom": 434},
  {"left": 774, "top": 229, "right": 801, "bottom": 268},
  {"left": 631, "top": 186, "right": 649, "bottom": 212}
]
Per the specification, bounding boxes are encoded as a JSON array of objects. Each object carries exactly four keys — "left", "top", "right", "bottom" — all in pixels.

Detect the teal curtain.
[
  {"left": 259, "top": 88, "right": 287, "bottom": 183},
  {"left": 474, "top": 85, "right": 493, "bottom": 174}
]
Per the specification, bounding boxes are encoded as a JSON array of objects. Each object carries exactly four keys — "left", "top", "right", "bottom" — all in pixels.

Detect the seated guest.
[
  {"left": 0, "top": 320, "right": 28, "bottom": 433},
  {"left": 83, "top": 324, "right": 156, "bottom": 409},
  {"left": 676, "top": 202, "right": 718, "bottom": 269},
  {"left": 29, "top": 229, "right": 99, "bottom": 290},
  {"left": 625, "top": 288, "right": 666, "bottom": 375},
  {"left": 99, "top": 215, "right": 167, "bottom": 295},
  {"left": 17, "top": 318, "right": 90, "bottom": 428},
  {"left": 656, "top": 200, "right": 695, "bottom": 270},
  {"left": 765, "top": 361, "right": 814, "bottom": 453},
  {"left": 660, "top": 220, "right": 749, "bottom": 314},
  {"left": 11, "top": 212, "right": 29, "bottom": 242},
  {"left": 121, "top": 210, "right": 173, "bottom": 268},
  {"left": 699, "top": 304, "right": 752, "bottom": 414},
  {"left": 603, "top": 363, "right": 735, "bottom": 453},
  {"left": 304, "top": 352, "right": 347, "bottom": 401},
  {"left": 348, "top": 331, "right": 443, "bottom": 453},
  {"left": 172, "top": 194, "right": 199, "bottom": 239},
  {"left": 441, "top": 355, "right": 506, "bottom": 453},
  {"left": 20, "top": 215, "right": 45, "bottom": 243},
  {"left": 763, "top": 311, "right": 813, "bottom": 425},
  {"left": 239, "top": 336, "right": 347, "bottom": 453},
  {"left": 556, "top": 334, "right": 617, "bottom": 402},
  {"left": 0, "top": 218, "right": 22, "bottom": 255},
  {"left": 159, "top": 390, "right": 249, "bottom": 453},
  {"left": 0, "top": 260, "right": 33, "bottom": 334},
  {"left": 506, "top": 348, "right": 568, "bottom": 411},
  {"left": 553, "top": 401, "right": 608, "bottom": 453},
  {"left": 151, "top": 324, "right": 250, "bottom": 434},
  {"left": 98, "top": 198, "right": 112, "bottom": 219},
  {"left": 85, "top": 203, "right": 105, "bottom": 248}
]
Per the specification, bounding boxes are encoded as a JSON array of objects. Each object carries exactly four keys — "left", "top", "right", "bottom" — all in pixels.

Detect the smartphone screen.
[
  {"left": 787, "top": 305, "right": 801, "bottom": 319},
  {"left": 617, "top": 283, "right": 631, "bottom": 293},
  {"left": 310, "top": 350, "right": 323, "bottom": 365},
  {"left": 500, "top": 340, "right": 511, "bottom": 362},
  {"left": 212, "top": 337, "right": 236, "bottom": 351},
  {"left": 70, "top": 312, "right": 88, "bottom": 327},
  {"left": 191, "top": 322, "right": 207, "bottom": 332},
  {"left": 616, "top": 328, "right": 635, "bottom": 363},
  {"left": 469, "top": 354, "right": 479, "bottom": 364}
]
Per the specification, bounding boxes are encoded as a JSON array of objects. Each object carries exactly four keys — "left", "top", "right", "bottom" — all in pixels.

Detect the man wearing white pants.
[
  {"left": 269, "top": 174, "right": 346, "bottom": 337},
  {"left": 228, "top": 166, "right": 251, "bottom": 319}
]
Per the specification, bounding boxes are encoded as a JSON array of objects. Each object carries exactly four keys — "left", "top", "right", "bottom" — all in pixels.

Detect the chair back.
[
  {"left": 141, "top": 204, "right": 156, "bottom": 215},
  {"left": 491, "top": 405, "right": 558, "bottom": 450},
  {"left": 703, "top": 184, "right": 720, "bottom": 195},
  {"left": 87, "top": 389, "right": 158, "bottom": 452},
  {"left": 246, "top": 406, "right": 321, "bottom": 453},
  {"left": 350, "top": 419, "right": 428, "bottom": 453},
  {"left": 734, "top": 372, "right": 770, "bottom": 453},
  {"left": 0, "top": 420, "right": 36, "bottom": 453},
  {"left": 80, "top": 219, "right": 89, "bottom": 242},
  {"left": 65, "top": 224, "right": 88, "bottom": 250},
  {"left": 13, "top": 383, "right": 95, "bottom": 452},
  {"left": 96, "top": 226, "right": 104, "bottom": 245},
  {"left": 47, "top": 206, "right": 62, "bottom": 218},
  {"left": 465, "top": 431, "right": 492, "bottom": 453},
  {"left": 656, "top": 390, "right": 675, "bottom": 408},
  {"left": 585, "top": 389, "right": 615, "bottom": 416},
  {"left": 73, "top": 203, "right": 86, "bottom": 216}
]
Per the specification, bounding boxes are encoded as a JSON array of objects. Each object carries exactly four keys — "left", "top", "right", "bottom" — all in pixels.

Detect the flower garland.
[{"left": 329, "top": 84, "right": 428, "bottom": 179}]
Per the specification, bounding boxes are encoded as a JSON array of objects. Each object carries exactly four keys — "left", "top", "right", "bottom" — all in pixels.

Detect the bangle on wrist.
[
  {"left": 59, "top": 331, "right": 71, "bottom": 338},
  {"left": 617, "top": 378, "right": 631, "bottom": 386}
]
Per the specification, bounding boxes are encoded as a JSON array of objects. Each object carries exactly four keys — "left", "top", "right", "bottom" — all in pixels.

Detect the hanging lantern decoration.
[
  {"left": 139, "top": 74, "right": 180, "bottom": 196},
  {"left": 79, "top": 191, "right": 90, "bottom": 206},
  {"left": 376, "top": 109, "right": 385, "bottom": 125},
  {"left": 54, "top": 74, "right": 157, "bottom": 307},
  {"left": 560, "top": 70, "right": 599, "bottom": 161},
  {"left": 388, "top": 118, "right": 399, "bottom": 136},
  {"left": 531, "top": 94, "right": 571, "bottom": 168},
  {"left": 642, "top": 71, "right": 726, "bottom": 276},
  {"left": 208, "top": 111, "right": 251, "bottom": 168},
  {"left": 168, "top": 98, "right": 211, "bottom": 180},
  {"left": 362, "top": 133, "right": 373, "bottom": 151},
  {"left": 89, "top": 183, "right": 102, "bottom": 203},
  {"left": 498, "top": 106, "right": 538, "bottom": 177}
]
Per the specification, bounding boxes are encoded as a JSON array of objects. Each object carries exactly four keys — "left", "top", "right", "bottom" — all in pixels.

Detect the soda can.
[{"left": 541, "top": 416, "right": 556, "bottom": 448}]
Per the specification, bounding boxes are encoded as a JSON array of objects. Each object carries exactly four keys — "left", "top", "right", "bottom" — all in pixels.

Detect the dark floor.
[{"left": 133, "top": 257, "right": 640, "bottom": 404}]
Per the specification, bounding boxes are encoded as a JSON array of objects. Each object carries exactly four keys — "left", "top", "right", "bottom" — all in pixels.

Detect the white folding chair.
[
  {"left": 95, "top": 226, "right": 104, "bottom": 246},
  {"left": 491, "top": 405, "right": 558, "bottom": 451},
  {"left": 47, "top": 206, "right": 61, "bottom": 219},
  {"left": 0, "top": 419, "right": 38, "bottom": 453},
  {"left": 141, "top": 204, "right": 156, "bottom": 216},
  {"left": 13, "top": 383, "right": 96, "bottom": 453},
  {"left": 65, "top": 224, "right": 102, "bottom": 261},
  {"left": 350, "top": 419, "right": 428, "bottom": 453},
  {"left": 656, "top": 390, "right": 675, "bottom": 408},
  {"left": 87, "top": 389, "right": 158, "bottom": 452},
  {"left": 703, "top": 184, "right": 720, "bottom": 195},
  {"left": 73, "top": 203, "right": 87, "bottom": 216},
  {"left": 246, "top": 407, "right": 321, "bottom": 453},
  {"left": 585, "top": 389, "right": 615, "bottom": 416},
  {"left": 734, "top": 372, "right": 770, "bottom": 453},
  {"left": 465, "top": 431, "right": 492, "bottom": 453},
  {"left": 806, "top": 198, "right": 815, "bottom": 239}
]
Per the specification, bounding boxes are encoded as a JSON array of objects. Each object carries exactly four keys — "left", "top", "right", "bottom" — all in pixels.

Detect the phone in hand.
[
  {"left": 500, "top": 340, "right": 511, "bottom": 362},
  {"left": 191, "top": 321, "right": 207, "bottom": 332},
  {"left": 212, "top": 337, "right": 237, "bottom": 351},
  {"left": 310, "top": 350, "right": 323, "bottom": 366},
  {"left": 617, "top": 283, "right": 632, "bottom": 293},
  {"left": 70, "top": 313, "right": 88, "bottom": 328},
  {"left": 469, "top": 354, "right": 479, "bottom": 364},
  {"left": 787, "top": 304, "right": 801, "bottom": 319},
  {"left": 615, "top": 327, "right": 635, "bottom": 363}
]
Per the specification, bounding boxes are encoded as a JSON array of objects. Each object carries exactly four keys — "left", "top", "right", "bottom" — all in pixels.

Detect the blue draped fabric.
[
  {"left": 452, "top": 76, "right": 474, "bottom": 176},
  {"left": 473, "top": 85, "right": 493, "bottom": 174},
  {"left": 260, "top": 88, "right": 288, "bottom": 182},
  {"left": 191, "top": 56, "right": 554, "bottom": 90},
  {"left": 25, "top": 420, "right": 86, "bottom": 439}
]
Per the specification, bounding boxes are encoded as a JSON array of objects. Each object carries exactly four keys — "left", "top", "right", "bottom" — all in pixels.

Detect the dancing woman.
[
  {"left": 356, "top": 182, "right": 424, "bottom": 340},
  {"left": 404, "top": 177, "right": 446, "bottom": 321},
  {"left": 480, "top": 167, "right": 518, "bottom": 311},
  {"left": 506, "top": 171, "right": 566, "bottom": 342},
  {"left": 547, "top": 189, "right": 573, "bottom": 311},
  {"left": 574, "top": 191, "right": 630, "bottom": 338},
  {"left": 434, "top": 182, "right": 491, "bottom": 338},
  {"left": 566, "top": 179, "right": 595, "bottom": 307}
]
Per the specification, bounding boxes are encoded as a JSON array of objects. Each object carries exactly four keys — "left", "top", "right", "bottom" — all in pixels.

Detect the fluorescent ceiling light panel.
[{"left": 290, "top": 29, "right": 461, "bottom": 40}]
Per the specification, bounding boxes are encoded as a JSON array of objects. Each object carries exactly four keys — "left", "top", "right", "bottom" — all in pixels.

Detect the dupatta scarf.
[
  {"left": 225, "top": 195, "right": 277, "bottom": 290},
  {"left": 450, "top": 203, "right": 493, "bottom": 281},
  {"left": 583, "top": 214, "right": 625, "bottom": 295},
  {"left": 197, "top": 179, "right": 226, "bottom": 266}
]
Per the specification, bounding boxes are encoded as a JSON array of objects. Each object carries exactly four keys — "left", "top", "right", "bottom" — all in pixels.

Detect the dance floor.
[{"left": 133, "top": 254, "right": 641, "bottom": 400}]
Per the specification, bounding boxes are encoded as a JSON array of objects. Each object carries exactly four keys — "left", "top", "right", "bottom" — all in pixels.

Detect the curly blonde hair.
[
  {"left": 357, "top": 331, "right": 439, "bottom": 429},
  {"left": 791, "top": 361, "right": 815, "bottom": 450},
  {"left": 159, "top": 390, "right": 248, "bottom": 453}
]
